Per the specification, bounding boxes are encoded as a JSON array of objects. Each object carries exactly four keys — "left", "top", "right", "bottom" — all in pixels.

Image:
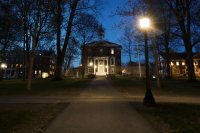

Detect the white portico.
[{"left": 93, "top": 57, "right": 109, "bottom": 76}]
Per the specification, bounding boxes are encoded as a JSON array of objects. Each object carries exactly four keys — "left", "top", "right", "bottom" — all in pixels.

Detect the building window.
[
  {"left": 110, "top": 57, "right": 115, "bottom": 66},
  {"left": 111, "top": 49, "right": 114, "bottom": 54},
  {"left": 111, "top": 68, "right": 114, "bottom": 73},
  {"left": 88, "top": 68, "right": 92, "bottom": 74},
  {"left": 100, "top": 48, "right": 103, "bottom": 52},
  {"left": 88, "top": 58, "right": 93, "bottom": 66},
  {"left": 99, "top": 60, "right": 103, "bottom": 66},
  {"left": 194, "top": 61, "right": 198, "bottom": 65},
  {"left": 42, "top": 72, "right": 49, "bottom": 78},
  {"left": 104, "top": 60, "right": 107, "bottom": 66},
  {"left": 95, "top": 60, "right": 98, "bottom": 65}
]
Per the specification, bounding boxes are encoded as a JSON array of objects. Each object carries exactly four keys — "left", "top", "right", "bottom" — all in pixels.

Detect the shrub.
[
  {"left": 87, "top": 74, "right": 96, "bottom": 79},
  {"left": 106, "top": 74, "right": 116, "bottom": 79}
]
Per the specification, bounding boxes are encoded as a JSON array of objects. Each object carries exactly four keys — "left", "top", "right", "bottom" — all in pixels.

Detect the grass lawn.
[
  {"left": 132, "top": 103, "right": 200, "bottom": 133},
  {"left": 0, "top": 103, "right": 68, "bottom": 133},
  {"left": 0, "top": 78, "right": 90, "bottom": 96},
  {"left": 110, "top": 77, "right": 200, "bottom": 97}
]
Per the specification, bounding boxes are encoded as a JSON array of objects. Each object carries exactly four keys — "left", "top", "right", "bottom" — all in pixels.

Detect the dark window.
[
  {"left": 104, "top": 60, "right": 107, "bottom": 65},
  {"left": 100, "top": 48, "right": 103, "bottom": 52},
  {"left": 95, "top": 60, "right": 98, "bottom": 65}
]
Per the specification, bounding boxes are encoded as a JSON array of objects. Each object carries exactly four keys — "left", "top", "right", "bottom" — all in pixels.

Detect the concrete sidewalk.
[
  {"left": 44, "top": 78, "right": 156, "bottom": 133},
  {"left": 1, "top": 95, "right": 200, "bottom": 104},
  {"left": 44, "top": 101, "right": 156, "bottom": 133}
]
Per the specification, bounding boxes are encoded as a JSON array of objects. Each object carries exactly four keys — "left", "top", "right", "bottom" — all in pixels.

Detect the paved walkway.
[{"left": 44, "top": 77, "right": 156, "bottom": 133}]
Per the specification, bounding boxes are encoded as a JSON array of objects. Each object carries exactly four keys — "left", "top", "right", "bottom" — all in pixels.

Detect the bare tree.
[
  {"left": 74, "top": 13, "right": 100, "bottom": 45},
  {"left": 0, "top": 1, "right": 21, "bottom": 60},
  {"left": 24, "top": 0, "right": 51, "bottom": 90},
  {"left": 50, "top": 0, "right": 101, "bottom": 80},
  {"left": 164, "top": 0, "right": 200, "bottom": 81},
  {"left": 119, "top": 26, "right": 134, "bottom": 63}
]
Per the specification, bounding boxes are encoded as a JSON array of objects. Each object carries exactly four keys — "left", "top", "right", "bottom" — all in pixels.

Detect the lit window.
[
  {"left": 35, "top": 70, "right": 37, "bottom": 74},
  {"left": 20, "top": 64, "right": 22, "bottom": 68},
  {"left": 182, "top": 62, "right": 185, "bottom": 65},
  {"left": 89, "top": 62, "right": 93, "bottom": 66},
  {"left": 42, "top": 72, "right": 49, "bottom": 78},
  {"left": 170, "top": 62, "right": 174, "bottom": 66},
  {"left": 39, "top": 70, "right": 41, "bottom": 74},
  {"left": 111, "top": 49, "right": 114, "bottom": 54},
  {"left": 88, "top": 58, "right": 93, "bottom": 66},
  {"left": 100, "top": 48, "right": 103, "bottom": 52},
  {"left": 16, "top": 64, "right": 18, "bottom": 67},
  {"left": 176, "top": 62, "right": 179, "bottom": 66},
  {"left": 194, "top": 61, "right": 198, "bottom": 65}
]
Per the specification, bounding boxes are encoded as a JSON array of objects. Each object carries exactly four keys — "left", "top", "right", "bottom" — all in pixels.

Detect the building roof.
[
  {"left": 82, "top": 40, "right": 121, "bottom": 48},
  {"left": 161, "top": 52, "right": 200, "bottom": 60}
]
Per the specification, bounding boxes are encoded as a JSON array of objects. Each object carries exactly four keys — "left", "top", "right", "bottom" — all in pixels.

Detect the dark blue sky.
[
  {"left": 99, "top": 0, "right": 127, "bottom": 43},
  {"left": 74, "top": 0, "right": 134, "bottom": 67}
]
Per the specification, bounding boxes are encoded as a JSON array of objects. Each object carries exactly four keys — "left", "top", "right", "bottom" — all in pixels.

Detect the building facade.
[
  {"left": 81, "top": 40, "right": 122, "bottom": 76},
  {"left": 0, "top": 49, "right": 55, "bottom": 78},
  {"left": 160, "top": 53, "right": 200, "bottom": 78}
]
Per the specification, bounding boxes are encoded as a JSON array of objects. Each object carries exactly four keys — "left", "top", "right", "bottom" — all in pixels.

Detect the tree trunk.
[
  {"left": 26, "top": 37, "right": 36, "bottom": 90},
  {"left": 152, "top": 32, "right": 161, "bottom": 89},
  {"left": 54, "top": 54, "right": 64, "bottom": 80},
  {"left": 54, "top": 0, "right": 79, "bottom": 80},
  {"left": 185, "top": 39, "right": 196, "bottom": 81}
]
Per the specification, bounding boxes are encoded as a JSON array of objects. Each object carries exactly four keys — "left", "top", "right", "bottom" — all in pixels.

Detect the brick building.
[
  {"left": 160, "top": 52, "right": 200, "bottom": 78},
  {"left": 81, "top": 40, "right": 122, "bottom": 76},
  {"left": 0, "top": 49, "right": 55, "bottom": 78}
]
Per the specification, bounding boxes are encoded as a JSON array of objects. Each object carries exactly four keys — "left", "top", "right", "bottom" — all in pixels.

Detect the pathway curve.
[{"left": 44, "top": 77, "right": 156, "bottom": 133}]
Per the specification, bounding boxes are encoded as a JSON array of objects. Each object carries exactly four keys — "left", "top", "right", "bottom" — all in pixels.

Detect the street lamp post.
[
  {"left": 139, "top": 17, "right": 156, "bottom": 106},
  {"left": 0, "top": 63, "right": 7, "bottom": 79}
]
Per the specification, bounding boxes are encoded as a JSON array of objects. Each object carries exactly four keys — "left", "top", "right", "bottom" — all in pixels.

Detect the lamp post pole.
[{"left": 143, "top": 31, "right": 156, "bottom": 106}]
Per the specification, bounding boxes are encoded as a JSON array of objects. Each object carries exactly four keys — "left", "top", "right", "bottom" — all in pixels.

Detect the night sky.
[
  {"left": 74, "top": 0, "right": 131, "bottom": 67},
  {"left": 99, "top": 0, "right": 126, "bottom": 43}
]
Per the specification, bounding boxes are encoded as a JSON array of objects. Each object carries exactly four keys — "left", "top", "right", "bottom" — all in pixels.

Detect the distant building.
[
  {"left": 81, "top": 40, "right": 122, "bottom": 76},
  {"left": 121, "top": 62, "right": 157, "bottom": 79},
  {"left": 160, "top": 52, "right": 200, "bottom": 78},
  {"left": 122, "top": 62, "right": 146, "bottom": 78},
  {"left": 0, "top": 49, "right": 55, "bottom": 78}
]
